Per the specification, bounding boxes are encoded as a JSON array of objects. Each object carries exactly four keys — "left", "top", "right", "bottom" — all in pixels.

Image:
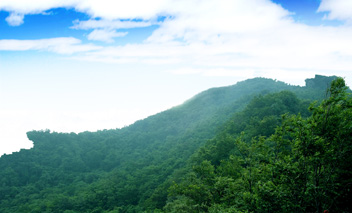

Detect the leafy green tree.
[{"left": 263, "top": 77, "right": 352, "bottom": 212}]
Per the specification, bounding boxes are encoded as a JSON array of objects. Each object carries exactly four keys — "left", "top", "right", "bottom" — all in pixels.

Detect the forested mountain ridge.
[
  {"left": 166, "top": 77, "right": 352, "bottom": 212},
  {"left": 0, "top": 75, "right": 341, "bottom": 212}
]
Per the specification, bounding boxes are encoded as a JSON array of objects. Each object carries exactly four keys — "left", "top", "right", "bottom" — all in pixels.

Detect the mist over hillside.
[{"left": 2, "top": 75, "right": 349, "bottom": 213}]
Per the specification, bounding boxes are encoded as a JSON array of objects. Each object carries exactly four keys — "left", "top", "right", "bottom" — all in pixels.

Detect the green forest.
[{"left": 0, "top": 75, "right": 351, "bottom": 212}]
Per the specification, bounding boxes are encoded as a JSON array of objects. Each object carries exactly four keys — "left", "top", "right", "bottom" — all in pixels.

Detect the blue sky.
[
  {"left": 273, "top": 0, "right": 341, "bottom": 25},
  {"left": 1, "top": 0, "right": 352, "bottom": 156}
]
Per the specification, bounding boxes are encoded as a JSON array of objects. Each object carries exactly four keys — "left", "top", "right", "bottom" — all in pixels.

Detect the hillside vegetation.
[
  {"left": 1, "top": 75, "right": 349, "bottom": 212},
  {"left": 166, "top": 78, "right": 352, "bottom": 212}
]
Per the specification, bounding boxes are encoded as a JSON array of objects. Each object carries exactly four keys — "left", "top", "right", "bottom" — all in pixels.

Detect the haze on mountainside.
[{"left": 1, "top": 0, "right": 352, "bottom": 156}]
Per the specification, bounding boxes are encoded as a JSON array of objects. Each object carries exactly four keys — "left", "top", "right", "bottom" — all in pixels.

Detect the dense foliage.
[
  {"left": 0, "top": 75, "right": 345, "bottom": 212},
  {"left": 165, "top": 77, "right": 352, "bottom": 212}
]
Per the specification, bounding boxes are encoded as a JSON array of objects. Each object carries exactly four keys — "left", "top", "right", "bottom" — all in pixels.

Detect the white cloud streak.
[
  {"left": 0, "top": 37, "right": 101, "bottom": 54},
  {"left": 87, "top": 29, "right": 128, "bottom": 43},
  {"left": 71, "top": 19, "right": 153, "bottom": 30}
]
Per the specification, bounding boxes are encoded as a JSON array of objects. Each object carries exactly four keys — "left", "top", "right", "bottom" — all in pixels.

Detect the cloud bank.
[{"left": 1, "top": 0, "right": 352, "bottom": 79}]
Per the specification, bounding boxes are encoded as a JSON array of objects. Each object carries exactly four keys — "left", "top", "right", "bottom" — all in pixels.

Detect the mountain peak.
[{"left": 305, "top": 74, "right": 338, "bottom": 90}]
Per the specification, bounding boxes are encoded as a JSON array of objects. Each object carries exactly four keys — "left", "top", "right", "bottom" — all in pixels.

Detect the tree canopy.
[{"left": 166, "top": 77, "right": 352, "bottom": 212}]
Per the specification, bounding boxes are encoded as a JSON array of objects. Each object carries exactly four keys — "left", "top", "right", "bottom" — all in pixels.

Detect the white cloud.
[
  {"left": 147, "top": 0, "right": 292, "bottom": 43},
  {"left": 1, "top": 0, "right": 352, "bottom": 79},
  {"left": 80, "top": 22, "right": 352, "bottom": 68},
  {"left": 71, "top": 19, "right": 153, "bottom": 30},
  {"left": 5, "top": 12, "right": 24, "bottom": 26},
  {"left": 1, "top": 0, "right": 291, "bottom": 28},
  {"left": 318, "top": 0, "right": 352, "bottom": 22},
  {"left": 0, "top": 0, "right": 63, "bottom": 13},
  {"left": 67, "top": 0, "right": 352, "bottom": 77},
  {"left": 0, "top": 37, "right": 101, "bottom": 54},
  {"left": 0, "top": 0, "right": 169, "bottom": 25},
  {"left": 87, "top": 29, "right": 128, "bottom": 43},
  {"left": 74, "top": 0, "right": 167, "bottom": 20}
]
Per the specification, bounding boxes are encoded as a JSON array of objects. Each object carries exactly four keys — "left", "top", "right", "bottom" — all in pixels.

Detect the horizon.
[{"left": 1, "top": 0, "right": 352, "bottom": 156}]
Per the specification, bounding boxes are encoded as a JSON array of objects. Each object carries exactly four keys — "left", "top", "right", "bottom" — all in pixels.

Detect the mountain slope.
[
  {"left": 166, "top": 77, "right": 351, "bottom": 212},
  {"left": 0, "top": 75, "right": 337, "bottom": 212}
]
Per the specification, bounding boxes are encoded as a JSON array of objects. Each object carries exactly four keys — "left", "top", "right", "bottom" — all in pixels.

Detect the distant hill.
[{"left": 0, "top": 75, "right": 338, "bottom": 212}]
